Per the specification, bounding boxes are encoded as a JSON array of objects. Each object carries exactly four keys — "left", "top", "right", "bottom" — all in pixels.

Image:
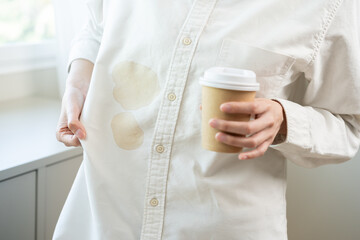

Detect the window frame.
[{"left": 0, "top": 40, "right": 57, "bottom": 75}]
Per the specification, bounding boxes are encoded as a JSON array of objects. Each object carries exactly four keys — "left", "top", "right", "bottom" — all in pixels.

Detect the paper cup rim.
[{"left": 199, "top": 77, "right": 260, "bottom": 91}]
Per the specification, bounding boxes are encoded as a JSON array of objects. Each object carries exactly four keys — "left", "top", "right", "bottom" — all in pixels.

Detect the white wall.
[
  {"left": 287, "top": 150, "right": 360, "bottom": 239},
  {"left": 0, "top": 0, "right": 88, "bottom": 103},
  {"left": 0, "top": 68, "right": 60, "bottom": 102}
]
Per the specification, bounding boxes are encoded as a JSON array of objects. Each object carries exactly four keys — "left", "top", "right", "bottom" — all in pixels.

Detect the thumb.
[{"left": 67, "top": 105, "right": 86, "bottom": 140}]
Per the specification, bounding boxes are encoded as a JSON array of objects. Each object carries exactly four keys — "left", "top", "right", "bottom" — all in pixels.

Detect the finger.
[
  {"left": 199, "top": 104, "right": 202, "bottom": 110},
  {"left": 209, "top": 115, "right": 274, "bottom": 135},
  {"left": 215, "top": 131, "right": 245, "bottom": 148},
  {"left": 220, "top": 101, "right": 270, "bottom": 114},
  {"left": 66, "top": 102, "right": 86, "bottom": 140},
  {"left": 237, "top": 127, "right": 274, "bottom": 148},
  {"left": 215, "top": 127, "right": 273, "bottom": 148},
  {"left": 238, "top": 138, "right": 273, "bottom": 160},
  {"left": 62, "top": 132, "right": 82, "bottom": 147},
  {"left": 57, "top": 126, "right": 82, "bottom": 147},
  {"left": 67, "top": 111, "right": 86, "bottom": 140}
]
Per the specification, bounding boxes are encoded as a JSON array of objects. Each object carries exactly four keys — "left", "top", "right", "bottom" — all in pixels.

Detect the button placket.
[{"left": 140, "top": 0, "right": 218, "bottom": 239}]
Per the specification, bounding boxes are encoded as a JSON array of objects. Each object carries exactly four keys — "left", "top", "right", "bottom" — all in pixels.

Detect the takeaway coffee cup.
[{"left": 200, "top": 67, "right": 260, "bottom": 153}]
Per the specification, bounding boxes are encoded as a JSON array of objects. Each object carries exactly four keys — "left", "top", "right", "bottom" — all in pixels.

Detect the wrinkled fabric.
[{"left": 53, "top": 0, "right": 360, "bottom": 239}]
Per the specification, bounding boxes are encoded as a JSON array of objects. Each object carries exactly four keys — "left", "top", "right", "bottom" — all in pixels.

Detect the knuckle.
[
  {"left": 68, "top": 120, "right": 78, "bottom": 130},
  {"left": 232, "top": 104, "right": 239, "bottom": 112},
  {"left": 220, "top": 121, "right": 230, "bottom": 132},
  {"left": 266, "top": 103, "right": 271, "bottom": 111},
  {"left": 227, "top": 135, "right": 236, "bottom": 145},
  {"left": 244, "top": 124, "right": 253, "bottom": 134},
  {"left": 223, "top": 134, "right": 230, "bottom": 143},
  {"left": 263, "top": 102, "right": 270, "bottom": 110},
  {"left": 268, "top": 120, "right": 275, "bottom": 128},
  {"left": 247, "top": 139, "right": 258, "bottom": 148},
  {"left": 258, "top": 143, "right": 270, "bottom": 157},
  {"left": 260, "top": 147, "right": 267, "bottom": 155},
  {"left": 251, "top": 102, "right": 259, "bottom": 113},
  {"left": 257, "top": 149, "right": 265, "bottom": 157}
]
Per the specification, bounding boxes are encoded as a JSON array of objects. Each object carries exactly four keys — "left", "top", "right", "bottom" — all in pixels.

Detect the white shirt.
[{"left": 53, "top": 0, "right": 360, "bottom": 239}]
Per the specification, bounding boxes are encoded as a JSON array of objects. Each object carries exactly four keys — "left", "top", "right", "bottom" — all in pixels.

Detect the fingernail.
[
  {"left": 215, "top": 132, "right": 224, "bottom": 141},
  {"left": 239, "top": 155, "right": 248, "bottom": 160},
  {"left": 75, "top": 129, "right": 85, "bottom": 139},
  {"left": 208, "top": 118, "right": 217, "bottom": 127},
  {"left": 220, "top": 104, "right": 231, "bottom": 111}
]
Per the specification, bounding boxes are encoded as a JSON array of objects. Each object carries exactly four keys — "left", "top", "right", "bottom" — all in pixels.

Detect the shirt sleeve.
[
  {"left": 67, "top": 0, "right": 104, "bottom": 73},
  {"left": 269, "top": 1, "right": 360, "bottom": 168}
]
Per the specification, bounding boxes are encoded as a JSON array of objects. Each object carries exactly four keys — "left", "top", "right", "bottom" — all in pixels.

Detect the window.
[
  {"left": 0, "top": 0, "right": 57, "bottom": 74},
  {"left": 0, "top": 0, "right": 55, "bottom": 44}
]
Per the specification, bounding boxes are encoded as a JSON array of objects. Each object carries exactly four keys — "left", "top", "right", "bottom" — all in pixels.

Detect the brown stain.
[
  {"left": 112, "top": 61, "right": 161, "bottom": 110},
  {"left": 111, "top": 112, "right": 144, "bottom": 150}
]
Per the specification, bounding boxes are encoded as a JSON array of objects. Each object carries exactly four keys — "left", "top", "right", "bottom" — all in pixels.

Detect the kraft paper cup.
[{"left": 200, "top": 67, "right": 260, "bottom": 153}]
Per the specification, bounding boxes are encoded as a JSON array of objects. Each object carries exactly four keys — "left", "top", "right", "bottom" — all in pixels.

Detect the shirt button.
[
  {"left": 150, "top": 198, "right": 159, "bottom": 207},
  {"left": 156, "top": 144, "right": 165, "bottom": 153},
  {"left": 167, "top": 92, "right": 176, "bottom": 101},
  {"left": 182, "top": 37, "right": 192, "bottom": 45}
]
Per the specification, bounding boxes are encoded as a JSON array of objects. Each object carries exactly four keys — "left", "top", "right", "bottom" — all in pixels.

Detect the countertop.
[{"left": 0, "top": 96, "right": 82, "bottom": 181}]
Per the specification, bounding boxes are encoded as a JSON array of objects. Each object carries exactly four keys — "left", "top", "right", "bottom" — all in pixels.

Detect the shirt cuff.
[
  {"left": 269, "top": 98, "right": 311, "bottom": 152},
  {"left": 67, "top": 39, "right": 100, "bottom": 73}
]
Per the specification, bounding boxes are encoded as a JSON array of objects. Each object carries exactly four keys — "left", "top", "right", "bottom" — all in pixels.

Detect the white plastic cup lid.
[{"left": 199, "top": 67, "right": 259, "bottom": 91}]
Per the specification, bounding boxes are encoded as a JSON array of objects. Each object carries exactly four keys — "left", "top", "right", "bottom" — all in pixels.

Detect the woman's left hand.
[{"left": 206, "top": 98, "right": 287, "bottom": 160}]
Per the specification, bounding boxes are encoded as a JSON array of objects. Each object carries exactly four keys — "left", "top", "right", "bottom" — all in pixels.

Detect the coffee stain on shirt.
[
  {"left": 112, "top": 61, "right": 161, "bottom": 110},
  {"left": 111, "top": 112, "right": 144, "bottom": 150}
]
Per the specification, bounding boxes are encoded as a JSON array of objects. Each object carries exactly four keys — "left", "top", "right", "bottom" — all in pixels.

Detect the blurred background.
[{"left": 0, "top": 0, "right": 359, "bottom": 239}]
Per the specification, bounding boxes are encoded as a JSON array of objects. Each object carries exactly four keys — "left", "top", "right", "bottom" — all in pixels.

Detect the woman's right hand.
[{"left": 55, "top": 59, "right": 94, "bottom": 147}]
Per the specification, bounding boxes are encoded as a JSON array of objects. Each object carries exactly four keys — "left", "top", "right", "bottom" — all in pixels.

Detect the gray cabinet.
[
  {"left": 44, "top": 156, "right": 82, "bottom": 240},
  {"left": 0, "top": 172, "right": 36, "bottom": 240},
  {"left": 0, "top": 156, "right": 82, "bottom": 240},
  {"left": 0, "top": 97, "right": 84, "bottom": 240}
]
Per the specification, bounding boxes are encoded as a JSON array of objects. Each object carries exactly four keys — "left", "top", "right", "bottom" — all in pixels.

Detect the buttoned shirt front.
[{"left": 53, "top": 0, "right": 360, "bottom": 239}]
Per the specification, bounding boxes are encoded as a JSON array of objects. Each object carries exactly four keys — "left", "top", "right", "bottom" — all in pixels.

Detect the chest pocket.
[{"left": 215, "top": 38, "right": 296, "bottom": 98}]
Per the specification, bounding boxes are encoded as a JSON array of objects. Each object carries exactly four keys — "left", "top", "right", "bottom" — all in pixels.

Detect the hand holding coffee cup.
[{"left": 200, "top": 67, "right": 286, "bottom": 160}]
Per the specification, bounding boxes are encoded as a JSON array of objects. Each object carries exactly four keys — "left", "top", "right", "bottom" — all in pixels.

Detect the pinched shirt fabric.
[{"left": 53, "top": 0, "right": 360, "bottom": 239}]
